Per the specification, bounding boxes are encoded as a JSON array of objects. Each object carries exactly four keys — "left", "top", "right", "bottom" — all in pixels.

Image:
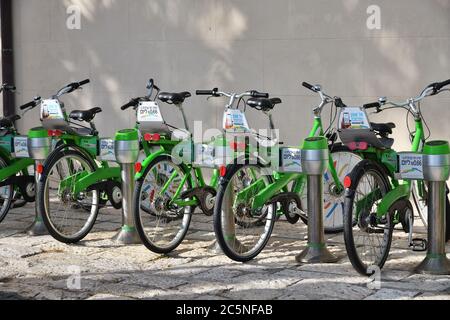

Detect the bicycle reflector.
[
  {"left": 36, "top": 164, "right": 44, "bottom": 174},
  {"left": 344, "top": 176, "right": 352, "bottom": 189},
  {"left": 135, "top": 162, "right": 142, "bottom": 173},
  {"left": 144, "top": 133, "right": 161, "bottom": 142},
  {"left": 220, "top": 166, "right": 227, "bottom": 177},
  {"left": 48, "top": 130, "right": 63, "bottom": 137}
]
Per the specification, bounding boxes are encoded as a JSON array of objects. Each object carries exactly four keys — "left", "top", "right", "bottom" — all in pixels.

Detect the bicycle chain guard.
[
  {"left": 87, "top": 180, "right": 122, "bottom": 210},
  {"left": 180, "top": 187, "right": 216, "bottom": 216}
]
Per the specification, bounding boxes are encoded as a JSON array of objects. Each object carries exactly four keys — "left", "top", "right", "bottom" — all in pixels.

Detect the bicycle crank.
[
  {"left": 181, "top": 187, "right": 216, "bottom": 216},
  {"left": 269, "top": 192, "right": 305, "bottom": 224}
]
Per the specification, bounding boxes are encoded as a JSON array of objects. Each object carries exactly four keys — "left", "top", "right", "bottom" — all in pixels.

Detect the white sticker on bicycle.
[
  {"left": 398, "top": 153, "right": 424, "bottom": 180},
  {"left": 14, "top": 136, "right": 29, "bottom": 158},
  {"left": 280, "top": 148, "right": 303, "bottom": 173},
  {"left": 223, "top": 109, "right": 250, "bottom": 132},
  {"left": 339, "top": 107, "right": 371, "bottom": 130},
  {"left": 99, "top": 139, "right": 116, "bottom": 162},
  {"left": 137, "top": 101, "right": 163, "bottom": 123},
  {"left": 41, "top": 99, "right": 65, "bottom": 120}
]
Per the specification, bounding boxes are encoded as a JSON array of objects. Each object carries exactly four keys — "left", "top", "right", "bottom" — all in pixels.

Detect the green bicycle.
[
  {"left": 342, "top": 79, "right": 450, "bottom": 275},
  {"left": 133, "top": 87, "right": 271, "bottom": 254},
  {"left": 21, "top": 79, "right": 124, "bottom": 243},
  {"left": 212, "top": 82, "right": 364, "bottom": 262},
  {"left": 0, "top": 83, "right": 38, "bottom": 222}
]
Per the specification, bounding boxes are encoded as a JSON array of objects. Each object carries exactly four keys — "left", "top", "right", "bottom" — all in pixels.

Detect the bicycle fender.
[
  {"left": 376, "top": 183, "right": 411, "bottom": 216},
  {"left": 135, "top": 148, "right": 167, "bottom": 180}
]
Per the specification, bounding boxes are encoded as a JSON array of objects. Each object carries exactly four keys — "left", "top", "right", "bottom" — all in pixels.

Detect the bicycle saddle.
[
  {"left": 158, "top": 92, "right": 192, "bottom": 105},
  {"left": 247, "top": 98, "right": 282, "bottom": 112},
  {"left": 0, "top": 115, "right": 21, "bottom": 128},
  {"left": 69, "top": 107, "right": 103, "bottom": 122},
  {"left": 371, "top": 122, "right": 396, "bottom": 136}
]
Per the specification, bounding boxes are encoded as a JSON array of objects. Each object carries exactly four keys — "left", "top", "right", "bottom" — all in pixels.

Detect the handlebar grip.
[
  {"left": 435, "top": 79, "right": 450, "bottom": 91},
  {"left": 121, "top": 99, "right": 139, "bottom": 110},
  {"left": 20, "top": 101, "right": 36, "bottom": 110},
  {"left": 79, "top": 79, "right": 90, "bottom": 86},
  {"left": 251, "top": 91, "right": 269, "bottom": 98},
  {"left": 335, "top": 97, "right": 347, "bottom": 109},
  {"left": 196, "top": 90, "right": 214, "bottom": 96},
  {"left": 363, "top": 102, "right": 381, "bottom": 110},
  {"left": 302, "top": 82, "right": 317, "bottom": 92}
]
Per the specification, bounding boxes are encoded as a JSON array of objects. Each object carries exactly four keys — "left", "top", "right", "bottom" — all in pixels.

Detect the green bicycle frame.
[
  {"left": 248, "top": 116, "right": 343, "bottom": 211},
  {"left": 136, "top": 136, "right": 221, "bottom": 209},
  {"left": 373, "top": 119, "right": 425, "bottom": 217}
]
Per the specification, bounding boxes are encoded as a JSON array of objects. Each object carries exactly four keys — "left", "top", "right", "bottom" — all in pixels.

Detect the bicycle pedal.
[{"left": 410, "top": 238, "right": 428, "bottom": 252}]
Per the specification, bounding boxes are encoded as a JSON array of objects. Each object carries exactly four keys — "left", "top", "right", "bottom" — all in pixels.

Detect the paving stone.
[
  {"left": 0, "top": 203, "right": 448, "bottom": 300},
  {"left": 364, "top": 289, "right": 419, "bottom": 300}
]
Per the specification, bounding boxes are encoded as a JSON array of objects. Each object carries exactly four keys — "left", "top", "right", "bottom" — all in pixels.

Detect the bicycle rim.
[{"left": 42, "top": 152, "right": 99, "bottom": 241}]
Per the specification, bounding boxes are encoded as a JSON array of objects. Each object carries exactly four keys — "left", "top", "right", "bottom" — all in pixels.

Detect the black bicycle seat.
[
  {"left": 247, "top": 98, "right": 282, "bottom": 112},
  {"left": 158, "top": 92, "right": 191, "bottom": 105},
  {"left": 69, "top": 107, "right": 103, "bottom": 122},
  {"left": 371, "top": 122, "right": 396, "bottom": 135}
]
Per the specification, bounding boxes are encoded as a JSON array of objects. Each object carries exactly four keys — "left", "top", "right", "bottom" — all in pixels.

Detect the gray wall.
[{"left": 4, "top": 0, "right": 450, "bottom": 149}]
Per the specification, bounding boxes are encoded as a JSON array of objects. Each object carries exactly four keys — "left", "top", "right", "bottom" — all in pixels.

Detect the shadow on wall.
[{"left": 13, "top": 0, "right": 450, "bottom": 148}]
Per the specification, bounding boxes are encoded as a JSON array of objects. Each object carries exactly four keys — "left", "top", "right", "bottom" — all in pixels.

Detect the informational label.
[
  {"left": 99, "top": 139, "right": 116, "bottom": 162},
  {"left": 223, "top": 109, "right": 250, "bottom": 133},
  {"left": 41, "top": 99, "right": 65, "bottom": 121},
  {"left": 13, "top": 136, "right": 30, "bottom": 158},
  {"left": 398, "top": 153, "right": 424, "bottom": 180},
  {"left": 339, "top": 107, "right": 371, "bottom": 130},
  {"left": 137, "top": 101, "right": 164, "bottom": 123},
  {"left": 280, "top": 148, "right": 303, "bottom": 173}
]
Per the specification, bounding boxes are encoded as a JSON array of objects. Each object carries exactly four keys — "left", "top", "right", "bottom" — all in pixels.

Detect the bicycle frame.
[
  {"left": 238, "top": 110, "right": 344, "bottom": 212},
  {"left": 353, "top": 118, "right": 426, "bottom": 219}
]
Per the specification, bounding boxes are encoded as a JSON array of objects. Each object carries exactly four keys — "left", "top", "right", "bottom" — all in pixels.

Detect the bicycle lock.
[
  {"left": 112, "top": 129, "right": 141, "bottom": 244},
  {"left": 26, "top": 128, "right": 52, "bottom": 236}
]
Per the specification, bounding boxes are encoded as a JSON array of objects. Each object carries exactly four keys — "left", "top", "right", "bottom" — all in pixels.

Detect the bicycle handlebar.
[
  {"left": 56, "top": 79, "right": 90, "bottom": 97},
  {"left": 196, "top": 89, "right": 269, "bottom": 99},
  {"left": 363, "top": 102, "right": 381, "bottom": 110},
  {"left": 302, "top": 82, "right": 319, "bottom": 93},
  {"left": 429, "top": 79, "right": 450, "bottom": 95},
  {"left": 121, "top": 98, "right": 141, "bottom": 111},
  {"left": 19, "top": 96, "right": 41, "bottom": 111}
]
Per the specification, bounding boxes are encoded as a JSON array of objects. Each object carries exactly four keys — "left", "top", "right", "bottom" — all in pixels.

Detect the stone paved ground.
[{"left": 0, "top": 204, "right": 449, "bottom": 300}]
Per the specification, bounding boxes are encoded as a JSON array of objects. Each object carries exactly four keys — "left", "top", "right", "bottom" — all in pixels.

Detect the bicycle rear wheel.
[
  {"left": 134, "top": 155, "right": 193, "bottom": 254},
  {"left": 213, "top": 163, "right": 275, "bottom": 262},
  {"left": 343, "top": 160, "right": 393, "bottom": 276},
  {"left": 299, "top": 146, "right": 364, "bottom": 233},
  {"left": 38, "top": 150, "right": 100, "bottom": 243}
]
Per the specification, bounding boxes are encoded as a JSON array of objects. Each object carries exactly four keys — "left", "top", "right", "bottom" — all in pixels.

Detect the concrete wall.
[{"left": 8, "top": 0, "right": 450, "bottom": 149}]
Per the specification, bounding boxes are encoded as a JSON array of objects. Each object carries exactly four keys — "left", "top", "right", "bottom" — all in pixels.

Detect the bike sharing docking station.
[
  {"left": 26, "top": 128, "right": 52, "bottom": 236},
  {"left": 295, "top": 137, "right": 339, "bottom": 264},
  {"left": 397, "top": 141, "right": 450, "bottom": 275},
  {"left": 111, "top": 129, "right": 141, "bottom": 245}
]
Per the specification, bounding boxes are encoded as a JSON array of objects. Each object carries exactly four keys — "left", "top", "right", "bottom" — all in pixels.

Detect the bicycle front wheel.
[
  {"left": 213, "top": 163, "right": 275, "bottom": 262},
  {"left": 134, "top": 155, "right": 193, "bottom": 254},
  {"left": 343, "top": 160, "right": 393, "bottom": 276},
  {"left": 38, "top": 150, "right": 100, "bottom": 243},
  {"left": 299, "top": 146, "right": 364, "bottom": 233},
  {"left": 0, "top": 156, "right": 13, "bottom": 223}
]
